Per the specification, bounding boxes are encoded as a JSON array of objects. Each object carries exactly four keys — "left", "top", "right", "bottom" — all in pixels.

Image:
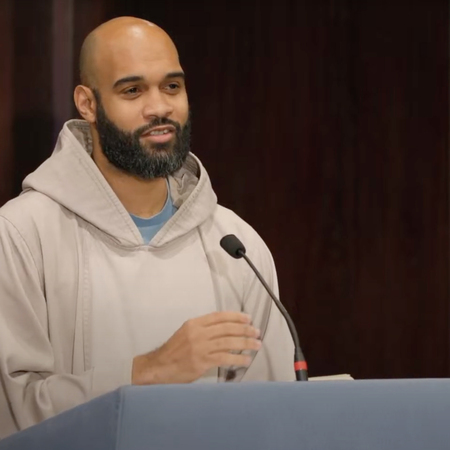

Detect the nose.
[{"left": 142, "top": 89, "right": 174, "bottom": 121}]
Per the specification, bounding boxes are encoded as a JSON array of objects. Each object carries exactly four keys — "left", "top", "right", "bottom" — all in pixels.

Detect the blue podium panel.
[
  {"left": 0, "top": 388, "right": 121, "bottom": 450},
  {"left": 2, "top": 379, "right": 450, "bottom": 450},
  {"left": 118, "top": 380, "right": 450, "bottom": 450}
]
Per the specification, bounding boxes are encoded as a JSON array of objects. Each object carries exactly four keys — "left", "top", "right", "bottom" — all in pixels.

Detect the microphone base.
[{"left": 295, "top": 369, "right": 308, "bottom": 381}]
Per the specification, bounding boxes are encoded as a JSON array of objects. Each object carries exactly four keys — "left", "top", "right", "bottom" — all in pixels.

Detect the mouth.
[{"left": 141, "top": 125, "right": 176, "bottom": 144}]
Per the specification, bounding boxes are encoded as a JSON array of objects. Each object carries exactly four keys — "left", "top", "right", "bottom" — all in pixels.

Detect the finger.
[
  {"left": 197, "top": 311, "right": 252, "bottom": 327},
  {"left": 210, "top": 352, "right": 253, "bottom": 368},
  {"left": 209, "top": 337, "right": 262, "bottom": 353},
  {"left": 206, "top": 323, "right": 260, "bottom": 339}
]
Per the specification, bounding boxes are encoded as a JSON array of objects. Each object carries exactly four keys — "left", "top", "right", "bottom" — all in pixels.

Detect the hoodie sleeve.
[
  {"left": 239, "top": 234, "right": 296, "bottom": 382},
  {"left": 0, "top": 217, "right": 132, "bottom": 436}
]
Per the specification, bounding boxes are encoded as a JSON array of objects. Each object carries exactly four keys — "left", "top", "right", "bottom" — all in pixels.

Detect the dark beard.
[{"left": 94, "top": 93, "right": 191, "bottom": 179}]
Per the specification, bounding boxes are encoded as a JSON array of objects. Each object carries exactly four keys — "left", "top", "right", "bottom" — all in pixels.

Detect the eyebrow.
[
  {"left": 112, "top": 72, "right": 186, "bottom": 89},
  {"left": 165, "top": 71, "right": 185, "bottom": 80},
  {"left": 113, "top": 76, "right": 144, "bottom": 89}
]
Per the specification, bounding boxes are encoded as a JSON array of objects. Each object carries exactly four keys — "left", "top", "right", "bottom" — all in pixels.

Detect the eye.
[
  {"left": 123, "top": 87, "right": 140, "bottom": 95},
  {"left": 165, "top": 82, "right": 181, "bottom": 92}
]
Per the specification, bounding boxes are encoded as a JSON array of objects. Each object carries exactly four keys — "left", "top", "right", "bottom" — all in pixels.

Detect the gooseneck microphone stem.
[
  {"left": 220, "top": 234, "right": 308, "bottom": 381},
  {"left": 238, "top": 250, "right": 308, "bottom": 381}
]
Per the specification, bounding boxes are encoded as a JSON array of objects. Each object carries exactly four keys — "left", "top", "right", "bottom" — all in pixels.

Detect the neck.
[{"left": 92, "top": 141, "right": 168, "bottom": 219}]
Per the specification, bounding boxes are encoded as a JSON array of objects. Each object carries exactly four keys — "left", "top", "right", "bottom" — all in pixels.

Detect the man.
[{"left": 0, "top": 17, "right": 294, "bottom": 438}]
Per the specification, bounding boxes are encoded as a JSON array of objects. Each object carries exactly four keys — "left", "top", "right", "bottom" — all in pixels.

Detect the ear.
[{"left": 73, "top": 85, "right": 97, "bottom": 123}]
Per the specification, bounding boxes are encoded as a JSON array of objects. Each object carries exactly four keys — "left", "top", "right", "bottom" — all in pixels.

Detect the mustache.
[{"left": 135, "top": 118, "right": 182, "bottom": 137}]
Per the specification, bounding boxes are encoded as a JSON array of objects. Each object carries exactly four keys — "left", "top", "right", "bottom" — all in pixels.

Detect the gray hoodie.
[{"left": 0, "top": 120, "right": 294, "bottom": 438}]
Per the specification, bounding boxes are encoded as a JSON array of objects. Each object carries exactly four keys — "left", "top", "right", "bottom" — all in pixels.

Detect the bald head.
[{"left": 79, "top": 17, "right": 178, "bottom": 88}]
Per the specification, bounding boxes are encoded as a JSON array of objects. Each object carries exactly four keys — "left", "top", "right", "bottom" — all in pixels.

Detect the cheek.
[
  {"left": 175, "top": 94, "right": 189, "bottom": 124},
  {"left": 104, "top": 98, "right": 145, "bottom": 132}
]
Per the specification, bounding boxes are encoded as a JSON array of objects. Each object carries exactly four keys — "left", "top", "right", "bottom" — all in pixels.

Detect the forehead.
[{"left": 95, "top": 30, "right": 182, "bottom": 88}]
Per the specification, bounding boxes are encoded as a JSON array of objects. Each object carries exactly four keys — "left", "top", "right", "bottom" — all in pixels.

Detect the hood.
[{"left": 22, "top": 119, "right": 218, "bottom": 248}]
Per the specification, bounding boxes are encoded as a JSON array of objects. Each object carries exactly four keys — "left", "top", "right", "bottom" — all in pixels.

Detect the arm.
[{"left": 0, "top": 217, "right": 132, "bottom": 437}]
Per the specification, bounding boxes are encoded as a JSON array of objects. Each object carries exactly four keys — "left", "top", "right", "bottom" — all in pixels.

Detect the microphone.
[{"left": 220, "top": 234, "right": 308, "bottom": 381}]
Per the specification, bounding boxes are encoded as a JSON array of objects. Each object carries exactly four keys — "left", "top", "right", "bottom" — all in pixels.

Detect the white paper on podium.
[{"left": 309, "top": 374, "right": 354, "bottom": 381}]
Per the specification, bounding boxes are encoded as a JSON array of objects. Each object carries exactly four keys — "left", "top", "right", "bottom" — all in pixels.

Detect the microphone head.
[{"left": 220, "top": 234, "right": 246, "bottom": 259}]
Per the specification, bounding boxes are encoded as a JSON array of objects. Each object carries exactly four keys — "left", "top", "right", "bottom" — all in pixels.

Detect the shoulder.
[
  {"left": 1, "top": 190, "right": 62, "bottom": 221},
  {"left": 0, "top": 191, "right": 73, "bottom": 266},
  {"left": 214, "top": 205, "right": 263, "bottom": 240},
  {"left": 0, "top": 190, "right": 69, "bottom": 235},
  {"left": 206, "top": 204, "right": 276, "bottom": 269}
]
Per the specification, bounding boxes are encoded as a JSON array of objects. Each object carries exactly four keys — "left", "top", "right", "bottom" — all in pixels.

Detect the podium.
[{"left": 1, "top": 379, "right": 450, "bottom": 449}]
